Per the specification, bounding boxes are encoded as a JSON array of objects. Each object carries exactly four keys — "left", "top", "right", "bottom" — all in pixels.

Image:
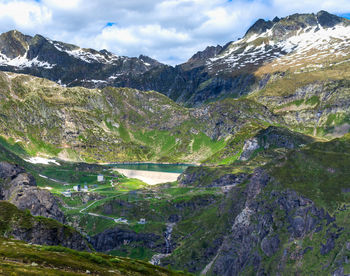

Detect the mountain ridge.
[{"left": 0, "top": 10, "right": 349, "bottom": 106}]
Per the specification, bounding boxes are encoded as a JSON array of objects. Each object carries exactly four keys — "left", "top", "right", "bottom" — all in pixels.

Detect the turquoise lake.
[{"left": 110, "top": 163, "right": 193, "bottom": 173}]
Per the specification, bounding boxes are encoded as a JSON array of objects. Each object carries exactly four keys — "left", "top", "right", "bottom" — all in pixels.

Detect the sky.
[{"left": 0, "top": 0, "right": 350, "bottom": 65}]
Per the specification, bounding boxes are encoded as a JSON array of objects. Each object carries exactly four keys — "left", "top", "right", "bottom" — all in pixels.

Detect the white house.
[
  {"left": 114, "top": 218, "right": 128, "bottom": 224},
  {"left": 97, "top": 175, "right": 104, "bottom": 182},
  {"left": 82, "top": 185, "right": 88, "bottom": 192},
  {"left": 73, "top": 185, "right": 81, "bottom": 192},
  {"left": 138, "top": 218, "right": 146, "bottom": 225},
  {"left": 61, "top": 191, "right": 71, "bottom": 197}
]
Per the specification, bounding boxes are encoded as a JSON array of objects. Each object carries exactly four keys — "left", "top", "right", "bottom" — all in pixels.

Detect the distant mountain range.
[{"left": 0, "top": 10, "right": 349, "bottom": 106}]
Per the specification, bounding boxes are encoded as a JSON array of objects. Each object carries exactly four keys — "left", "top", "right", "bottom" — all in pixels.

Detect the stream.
[{"left": 150, "top": 222, "right": 176, "bottom": 265}]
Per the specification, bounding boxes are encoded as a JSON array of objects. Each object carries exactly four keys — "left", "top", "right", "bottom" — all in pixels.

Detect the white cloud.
[
  {"left": 42, "top": 0, "right": 81, "bottom": 10},
  {"left": 0, "top": 0, "right": 349, "bottom": 65},
  {"left": 0, "top": 1, "right": 51, "bottom": 30}
]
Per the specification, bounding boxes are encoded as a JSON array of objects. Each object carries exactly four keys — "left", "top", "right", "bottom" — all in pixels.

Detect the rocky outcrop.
[
  {"left": 256, "top": 80, "right": 350, "bottom": 137},
  {"left": 91, "top": 227, "right": 162, "bottom": 252},
  {"left": 12, "top": 218, "right": 90, "bottom": 251},
  {"left": 179, "top": 165, "right": 248, "bottom": 188},
  {"left": 0, "top": 201, "right": 90, "bottom": 251},
  {"left": 173, "top": 154, "right": 349, "bottom": 275},
  {"left": 206, "top": 169, "right": 344, "bottom": 275},
  {"left": 239, "top": 138, "right": 259, "bottom": 161},
  {"left": 0, "top": 162, "right": 65, "bottom": 223},
  {"left": 239, "top": 126, "right": 315, "bottom": 160}
]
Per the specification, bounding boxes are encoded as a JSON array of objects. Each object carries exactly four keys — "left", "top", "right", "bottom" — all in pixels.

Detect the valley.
[{"left": 0, "top": 9, "right": 349, "bottom": 276}]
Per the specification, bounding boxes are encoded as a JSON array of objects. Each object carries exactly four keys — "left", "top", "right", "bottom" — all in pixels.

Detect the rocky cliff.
[
  {"left": 0, "top": 201, "right": 90, "bottom": 251},
  {"left": 91, "top": 227, "right": 162, "bottom": 253},
  {"left": 0, "top": 161, "right": 64, "bottom": 223}
]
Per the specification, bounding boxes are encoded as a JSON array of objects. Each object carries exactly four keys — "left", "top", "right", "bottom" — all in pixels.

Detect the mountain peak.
[
  {"left": 138, "top": 54, "right": 162, "bottom": 66},
  {"left": 316, "top": 10, "right": 344, "bottom": 28},
  {"left": 243, "top": 10, "right": 349, "bottom": 41},
  {"left": 188, "top": 45, "right": 223, "bottom": 62},
  {"left": 244, "top": 18, "right": 274, "bottom": 37},
  {"left": 272, "top": 16, "right": 280, "bottom": 23},
  {"left": 0, "top": 30, "right": 31, "bottom": 59}
]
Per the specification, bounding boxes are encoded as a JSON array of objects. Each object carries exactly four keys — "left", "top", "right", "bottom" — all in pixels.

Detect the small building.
[
  {"left": 73, "top": 185, "right": 81, "bottom": 192},
  {"left": 138, "top": 218, "right": 146, "bottom": 225},
  {"left": 114, "top": 218, "right": 128, "bottom": 224},
  {"left": 82, "top": 185, "right": 88, "bottom": 192},
  {"left": 97, "top": 174, "right": 104, "bottom": 182},
  {"left": 61, "top": 191, "right": 71, "bottom": 197}
]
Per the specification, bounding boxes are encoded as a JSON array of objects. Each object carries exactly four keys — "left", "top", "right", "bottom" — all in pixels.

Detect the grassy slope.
[
  {"left": 0, "top": 72, "right": 216, "bottom": 163},
  {"left": 0, "top": 71, "right": 280, "bottom": 164},
  {"left": 0, "top": 238, "right": 189, "bottom": 276},
  {"left": 249, "top": 62, "right": 350, "bottom": 138},
  {"left": 269, "top": 134, "right": 350, "bottom": 210}
]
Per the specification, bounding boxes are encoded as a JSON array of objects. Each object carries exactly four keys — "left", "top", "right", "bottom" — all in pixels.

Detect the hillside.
[
  {"left": 0, "top": 71, "right": 279, "bottom": 164},
  {"left": 164, "top": 135, "right": 350, "bottom": 275},
  {"left": 0, "top": 236, "right": 187, "bottom": 275}
]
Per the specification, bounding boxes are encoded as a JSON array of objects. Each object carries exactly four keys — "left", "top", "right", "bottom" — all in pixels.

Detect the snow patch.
[
  {"left": 25, "top": 157, "right": 60, "bottom": 166},
  {"left": 207, "top": 24, "right": 350, "bottom": 72},
  {"left": 0, "top": 53, "right": 55, "bottom": 69}
]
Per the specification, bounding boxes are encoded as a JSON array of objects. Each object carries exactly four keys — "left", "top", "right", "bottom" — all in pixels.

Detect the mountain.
[
  {"left": 0, "top": 71, "right": 279, "bottom": 164},
  {"left": 0, "top": 9, "right": 350, "bottom": 276},
  {"left": 164, "top": 10, "right": 350, "bottom": 105},
  {"left": 0, "top": 11, "right": 349, "bottom": 107},
  {"left": 0, "top": 30, "right": 165, "bottom": 88},
  {"left": 0, "top": 50, "right": 349, "bottom": 165}
]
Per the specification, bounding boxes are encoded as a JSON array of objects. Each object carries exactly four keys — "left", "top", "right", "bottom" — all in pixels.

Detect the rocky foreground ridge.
[
  {"left": 0, "top": 161, "right": 91, "bottom": 251},
  {"left": 0, "top": 161, "right": 64, "bottom": 222}
]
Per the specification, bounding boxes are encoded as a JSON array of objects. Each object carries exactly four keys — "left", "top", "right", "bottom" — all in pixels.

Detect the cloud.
[
  {"left": 0, "top": 0, "right": 349, "bottom": 65},
  {"left": 0, "top": 1, "right": 51, "bottom": 31}
]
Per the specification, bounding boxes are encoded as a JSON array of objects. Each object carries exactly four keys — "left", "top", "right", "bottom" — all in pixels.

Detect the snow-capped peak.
[{"left": 207, "top": 14, "right": 350, "bottom": 75}]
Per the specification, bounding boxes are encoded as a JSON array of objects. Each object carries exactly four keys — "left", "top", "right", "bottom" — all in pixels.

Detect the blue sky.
[
  {"left": 0, "top": 0, "right": 350, "bottom": 65},
  {"left": 339, "top": 13, "right": 350, "bottom": 19}
]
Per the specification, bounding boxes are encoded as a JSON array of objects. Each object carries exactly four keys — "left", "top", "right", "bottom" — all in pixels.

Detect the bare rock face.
[
  {"left": 91, "top": 227, "right": 162, "bottom": 252},
  {"left": 239, "top": 137, "right": 259, "bottom": 161},
  {"left": 175, "top": 164, "right": 347, "bottom": 275},
  {"left": 210, "top": 169, "right": 338, "bottom": 276},
  {"left": 0, "top": 162, "right": 65, "bottom": 223},
  {"left": 11, "top": 219, "right": 90, "bottom": 251},
  {"left": 260, "top": 235, "right": 280, "bottom": 257},
  {"left": 0, "top": 201, "right": 90, "bottom": 251}
]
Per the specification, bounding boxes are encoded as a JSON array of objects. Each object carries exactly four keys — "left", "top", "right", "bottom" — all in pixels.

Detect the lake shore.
[
  {"left": 108, "top": 161, "right": 200, "bottom": 165},
  {"left": 113, "top": 168, "right": 181, "bottom": 185}
]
